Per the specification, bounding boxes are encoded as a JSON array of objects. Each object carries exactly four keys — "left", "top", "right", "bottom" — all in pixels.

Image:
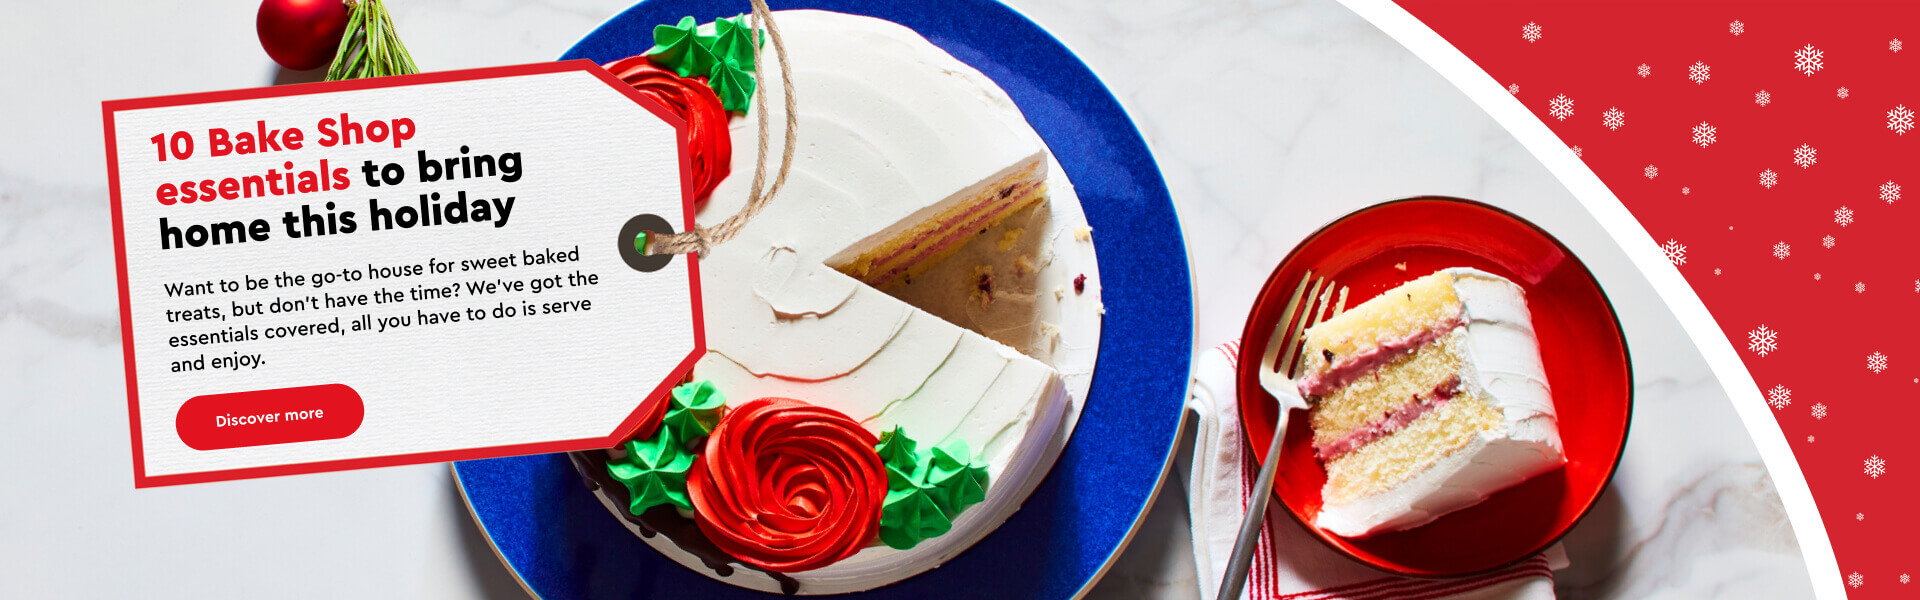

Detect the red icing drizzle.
[
  {"left": 603, "top": 55, "right": 732, "bottom": 209},
  {"left": 687, "top": 398, "right": 887, "bottom": 573}
]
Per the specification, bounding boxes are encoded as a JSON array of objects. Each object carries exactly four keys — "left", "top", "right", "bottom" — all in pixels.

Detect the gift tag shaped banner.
[{"left": 102, "top": 61, "right": 703, "bottom": 487}]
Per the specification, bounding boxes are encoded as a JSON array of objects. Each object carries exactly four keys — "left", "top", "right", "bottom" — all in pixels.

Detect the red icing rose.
[
  {"left": 627, "top": 390, "right": 670, "bottom": 442},
  {"left": 687, "top": 398, "right": 887, "bottom": 573},
  {"left": 602, "top": 55, "right": 731, "bottom": 209}
]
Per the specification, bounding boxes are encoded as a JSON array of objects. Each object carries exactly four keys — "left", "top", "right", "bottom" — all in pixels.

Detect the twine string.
[{"left": 644, "top": 0, "right": 797, "bottom": 257}]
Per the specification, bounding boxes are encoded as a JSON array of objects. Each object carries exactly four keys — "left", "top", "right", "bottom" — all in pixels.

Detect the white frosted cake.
[
  {"left": 576, "top": 10, "right": 1103, "bottom": 594},
  {"left": 1297, "top": 268, "right": 1562, "bottom": 538}
]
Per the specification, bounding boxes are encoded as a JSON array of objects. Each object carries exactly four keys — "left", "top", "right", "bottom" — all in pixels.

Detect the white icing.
[
  {"left": 595, "top": 11, "right": 1103, "bottom": 593},
  {"left": 1452, "top": 268, "right": 1558, "bottom": 426},
  {"left": 1315, "top": 268, "right": 1565, "bottom": 538},
  {"left": 751, "top": 246, "right": 859, "bottom": 317}
]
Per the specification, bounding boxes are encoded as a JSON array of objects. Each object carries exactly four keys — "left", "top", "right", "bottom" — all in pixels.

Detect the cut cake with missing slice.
[{"left": 1298, "top": 267, "right": 1564, "bottom": 538}]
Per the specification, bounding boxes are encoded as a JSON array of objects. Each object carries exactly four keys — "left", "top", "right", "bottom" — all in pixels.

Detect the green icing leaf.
[
  {"left": 874, "top": 430, "right": 991, "bottom": 549},
  {"left": 607, "top": 428, "right": 696, "bottom": 514},
  {"left": 662, "top": 380, "right": 726, "bottom": 445},
  {"left": 875, "top": 426, "right": 919, "bottom": 473},
  {"left": 708, "top": 61, "right": 757, "bottom": 113},
  {"left": 882, "top": 455, "right": 921, "bottom": 494},
  {"left": 643, "top": 16, "right": 718, "bottom": 78},
  {"left": 642, "top": 14, "right": 762, "bottom": 111},
  {"left": 878, "top": 477, "right": 952, "bottom": 550},
  {"left": 710, "top": 14, "right": 763, "bottom": 72},
  {"left": 927, "top": 439, "right": 989, "bottom": 513}
]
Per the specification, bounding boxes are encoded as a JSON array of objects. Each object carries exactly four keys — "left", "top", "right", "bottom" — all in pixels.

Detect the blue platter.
[{"left": 454, "top": 1, "right": 1191, "bottom": 597}]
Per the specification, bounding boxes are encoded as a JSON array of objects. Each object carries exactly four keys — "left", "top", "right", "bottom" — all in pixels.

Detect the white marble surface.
[{"left": 0, "top": 0, "right": 1810, "bottom": 598}]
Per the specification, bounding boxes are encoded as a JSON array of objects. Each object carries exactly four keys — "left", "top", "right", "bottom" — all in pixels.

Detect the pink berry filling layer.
[
  {"left": 1297, "top": 315, "right": 1465, "bottom": 398},
  {"left": 865, "top": 180, "right": 1044, "bottom": 288},
  {"left": 1313, "top": 375, "right": 1463, "bottom": 461}
]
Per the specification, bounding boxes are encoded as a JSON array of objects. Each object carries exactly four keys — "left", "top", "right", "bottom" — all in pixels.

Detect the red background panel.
[{"left": 1398, "top": 1, "right": 1919, "bottom": 592}]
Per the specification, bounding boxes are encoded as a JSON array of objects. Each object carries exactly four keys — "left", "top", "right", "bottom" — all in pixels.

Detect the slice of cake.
[{"left": 1298, "top": 268, "right": 1562, "bottom": 538}]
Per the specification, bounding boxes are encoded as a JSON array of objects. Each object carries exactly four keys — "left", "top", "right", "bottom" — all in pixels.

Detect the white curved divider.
[{"left": 1334, "top": 0, "right": 1842, "bottom": 596}]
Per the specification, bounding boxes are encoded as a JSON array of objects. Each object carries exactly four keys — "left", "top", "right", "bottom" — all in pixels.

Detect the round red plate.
[{"left": 1236, "top": 197, "right": 1633, "bottom": 578}]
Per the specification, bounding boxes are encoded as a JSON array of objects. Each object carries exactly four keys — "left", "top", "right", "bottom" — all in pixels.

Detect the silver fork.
[{"left": 1217, "top": 272, "right": 1346, "bottom": 600}]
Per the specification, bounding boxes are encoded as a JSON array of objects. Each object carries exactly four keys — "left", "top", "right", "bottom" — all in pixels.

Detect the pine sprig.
[{"left": 326, "top": 0, "right": 418, "bottom": 81}]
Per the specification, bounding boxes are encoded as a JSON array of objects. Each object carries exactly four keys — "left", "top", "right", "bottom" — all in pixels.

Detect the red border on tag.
[{"left": 103, "top": 60, "right": 706, "bottom": 488}]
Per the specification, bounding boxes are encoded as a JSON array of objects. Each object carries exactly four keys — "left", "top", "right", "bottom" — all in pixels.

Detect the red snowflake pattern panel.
[{"left": 1397, "top": 1, "right": 1916, "bottom": 595}]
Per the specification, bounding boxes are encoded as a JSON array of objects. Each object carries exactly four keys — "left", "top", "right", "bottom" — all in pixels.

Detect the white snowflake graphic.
[
  {"left": 1869, "top": 351, "right": 1889, "bottom": 373},
  {"left": 1852, "top": 572, "right": 1865, "bottom": 588},
  {"left": 1857, "top": 282, "right": 1867, "bottom": 293},
  {"left": 1882, "top": 180, "right": 1901, "bottom": 204},
  {"left": 1857, "top": 513, "right": 1865, "bottom": 521},
  {"left": 1808, "top": 435, "right": 1816, "bottom": 442},
  {"left": 1548, "top": 94, "right": 1574, "bottom": 120},
  {"left": 1691, "top": 121, "right": 1717, "bottom": 147},
  {"left": 1816, "top": 273, "right": 1823, "bottom": 280},
  {"left": 1866, "top": 455, "right": 1887, "bottom": 478},
  {"left": 1838, "top": 86, "right": 1850, "bottom": 99},
  {"left": 1682, "top": 186, "right": 1691, "bottom": 195},
  {"left": 1715, "top": 268, "right": 1722, "bottom": 275},
  {"left": 1793, "top": 144, "right": 1818, "bottom": 168},
  {"left": 1570, "top": 145, "right": 1583, "bottom": 157},
  {"left": 1603, "top": 106, "right": 1626, "bottom": 130},
  {"left": 1760, "top": 168, "right": 1779, "bottom": 188},
  {"left": 1756, "top": 89, "right": 1772, "bottom": 106},
  {"left": 1915, "top": 279, "right": 1920, "bottom": 293},
  {"left": 1836, "top": 205, "right": 1854, "bottom": 227},
  {"left": 1662, "top": 239, "right": 1687, "bottom": 266},
  {"left": 1824, "top": 235, "right": 1835, "bottom": 248},
  {"left": 1889, "top": 105, "right": 1915, "bottom": 135},
  {"left": 1812, "top": 402, "right": 1828, "bottom": 419},
  {"left": 1794, "top": 44, "right": 1825, "bottom": 76},
  {"left": 1644, "top": 164, "right": 1659, "bottom": 179},
  {"left": 1730, "top": 20, "right": 1745, "bottom": 36},
  {"left": 1522, "top": 22, "right": 1543, "bottom": 43},
  {"left": 1772, "top": 241, "right": 1791, "bottom": 260},
  {"left": 1749, "top": 324, "right": 1779, "bottom": 356},
  {"left": 1688, "top": 60, "right": 1712, "bottom": 84},
  {"left": 1902, "top": 573, "right": 1911, "bottom": 584},
  {"left": 1766, "top": 384, "right": 1792, "bottom": 409},
  {"left": 1508, "top": 83, "right": 1520, "bottom": 95},
  {"left": 1895, "top": 39, "right": 1905, "bottom": 53},
  {"left": 1638, "top": 63, "right": 1650, "bottom": 78}
]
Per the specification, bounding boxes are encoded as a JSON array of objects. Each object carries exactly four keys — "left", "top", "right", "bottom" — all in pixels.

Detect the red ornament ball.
[{"left": 257, "top": 0, "right": 351, "bottom": 71}]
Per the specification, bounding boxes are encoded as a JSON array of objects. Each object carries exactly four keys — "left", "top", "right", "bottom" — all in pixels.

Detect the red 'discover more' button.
[{"left": 176, "top": 384, "right": 364, "bottom": 451}]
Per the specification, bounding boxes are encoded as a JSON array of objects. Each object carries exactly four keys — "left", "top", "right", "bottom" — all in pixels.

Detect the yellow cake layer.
[
  {"left": 873, "top": 186, "right": 1048, "bottom": 289},
  {"left": 1300, "top": 271, "right": 1462, "bottom": 379},
  {"left": 832, "top": 162, "right": 1047, "bottom": 286},
  {"left": 1308, "top": 330, "right": 1466, "bottom": 446},
  {"left": 1321, "top": 392, "right": 1504, "bottom": 504}
]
